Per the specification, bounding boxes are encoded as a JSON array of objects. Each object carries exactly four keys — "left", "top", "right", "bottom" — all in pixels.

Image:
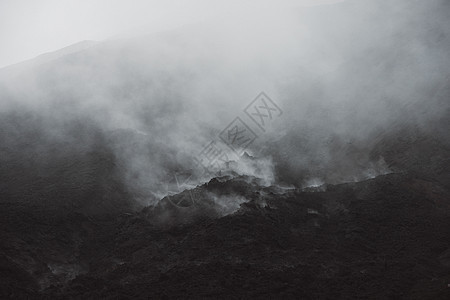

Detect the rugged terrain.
[
  {"left": 1, "top": 0, "right": 449, "bottom": 298},
  {"left": 1, "top": 126, "right": 449, "bottom": 299}
]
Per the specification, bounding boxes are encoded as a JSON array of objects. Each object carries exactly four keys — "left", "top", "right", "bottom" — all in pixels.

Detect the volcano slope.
[
  {"left": 1, "top": 126, "right": 449, "bottom": 299},
  {"left": 1, "top": 0, "right": 450, "bottom": 298}
]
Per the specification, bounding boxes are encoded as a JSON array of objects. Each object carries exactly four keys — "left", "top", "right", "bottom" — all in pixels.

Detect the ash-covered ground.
[
  {"left": 1, "top": 0, "right": 450, "bottom": 299},
  {"left": 2, "top": 121, "right": 450, "bottom": 299}
]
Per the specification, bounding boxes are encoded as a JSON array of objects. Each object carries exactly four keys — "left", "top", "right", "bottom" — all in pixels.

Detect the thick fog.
[
  {"left": 0, "top": 0, "right": 449, "bottom": 211},
  {"left": 0, "top": 0, "right": 338, "bottom": 68}
]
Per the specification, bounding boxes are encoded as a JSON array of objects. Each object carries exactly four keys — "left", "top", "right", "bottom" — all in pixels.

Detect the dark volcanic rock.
[{"left": 1, "top": 170, "right": 449, "bottom": 299}]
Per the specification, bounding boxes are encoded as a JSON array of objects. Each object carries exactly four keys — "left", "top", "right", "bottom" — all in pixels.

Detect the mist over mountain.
[
  {"left": 0, "top": 0, "right": 449, "bottom": 298},
  {"left": 1, "top": 0, "right": 448, "bottom": 209}
]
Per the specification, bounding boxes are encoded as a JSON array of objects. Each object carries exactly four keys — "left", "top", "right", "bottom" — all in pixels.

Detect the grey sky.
[{"left": 0, "top": 0, "right": 345, "bottom": 68}]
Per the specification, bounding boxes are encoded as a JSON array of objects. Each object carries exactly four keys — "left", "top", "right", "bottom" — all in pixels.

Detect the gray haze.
[
  {"left": 0, "top": 0, "right": 338, "bottom": 68},
  {"left": 0, "top": 0, "right": 449, "bottom": 210}
]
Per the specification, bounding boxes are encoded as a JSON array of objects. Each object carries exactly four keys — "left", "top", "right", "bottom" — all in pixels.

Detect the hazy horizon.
[
  {"left": 2, "top": 0, "right": 449, "bottom": 206},
  {"left": 0, "top": 0, "right": 346, "bottom": 68}
]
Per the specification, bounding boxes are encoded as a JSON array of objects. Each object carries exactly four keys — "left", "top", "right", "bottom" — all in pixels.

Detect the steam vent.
[{"left": 1, "top": 0, "right": 449, "bottom": 298}]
